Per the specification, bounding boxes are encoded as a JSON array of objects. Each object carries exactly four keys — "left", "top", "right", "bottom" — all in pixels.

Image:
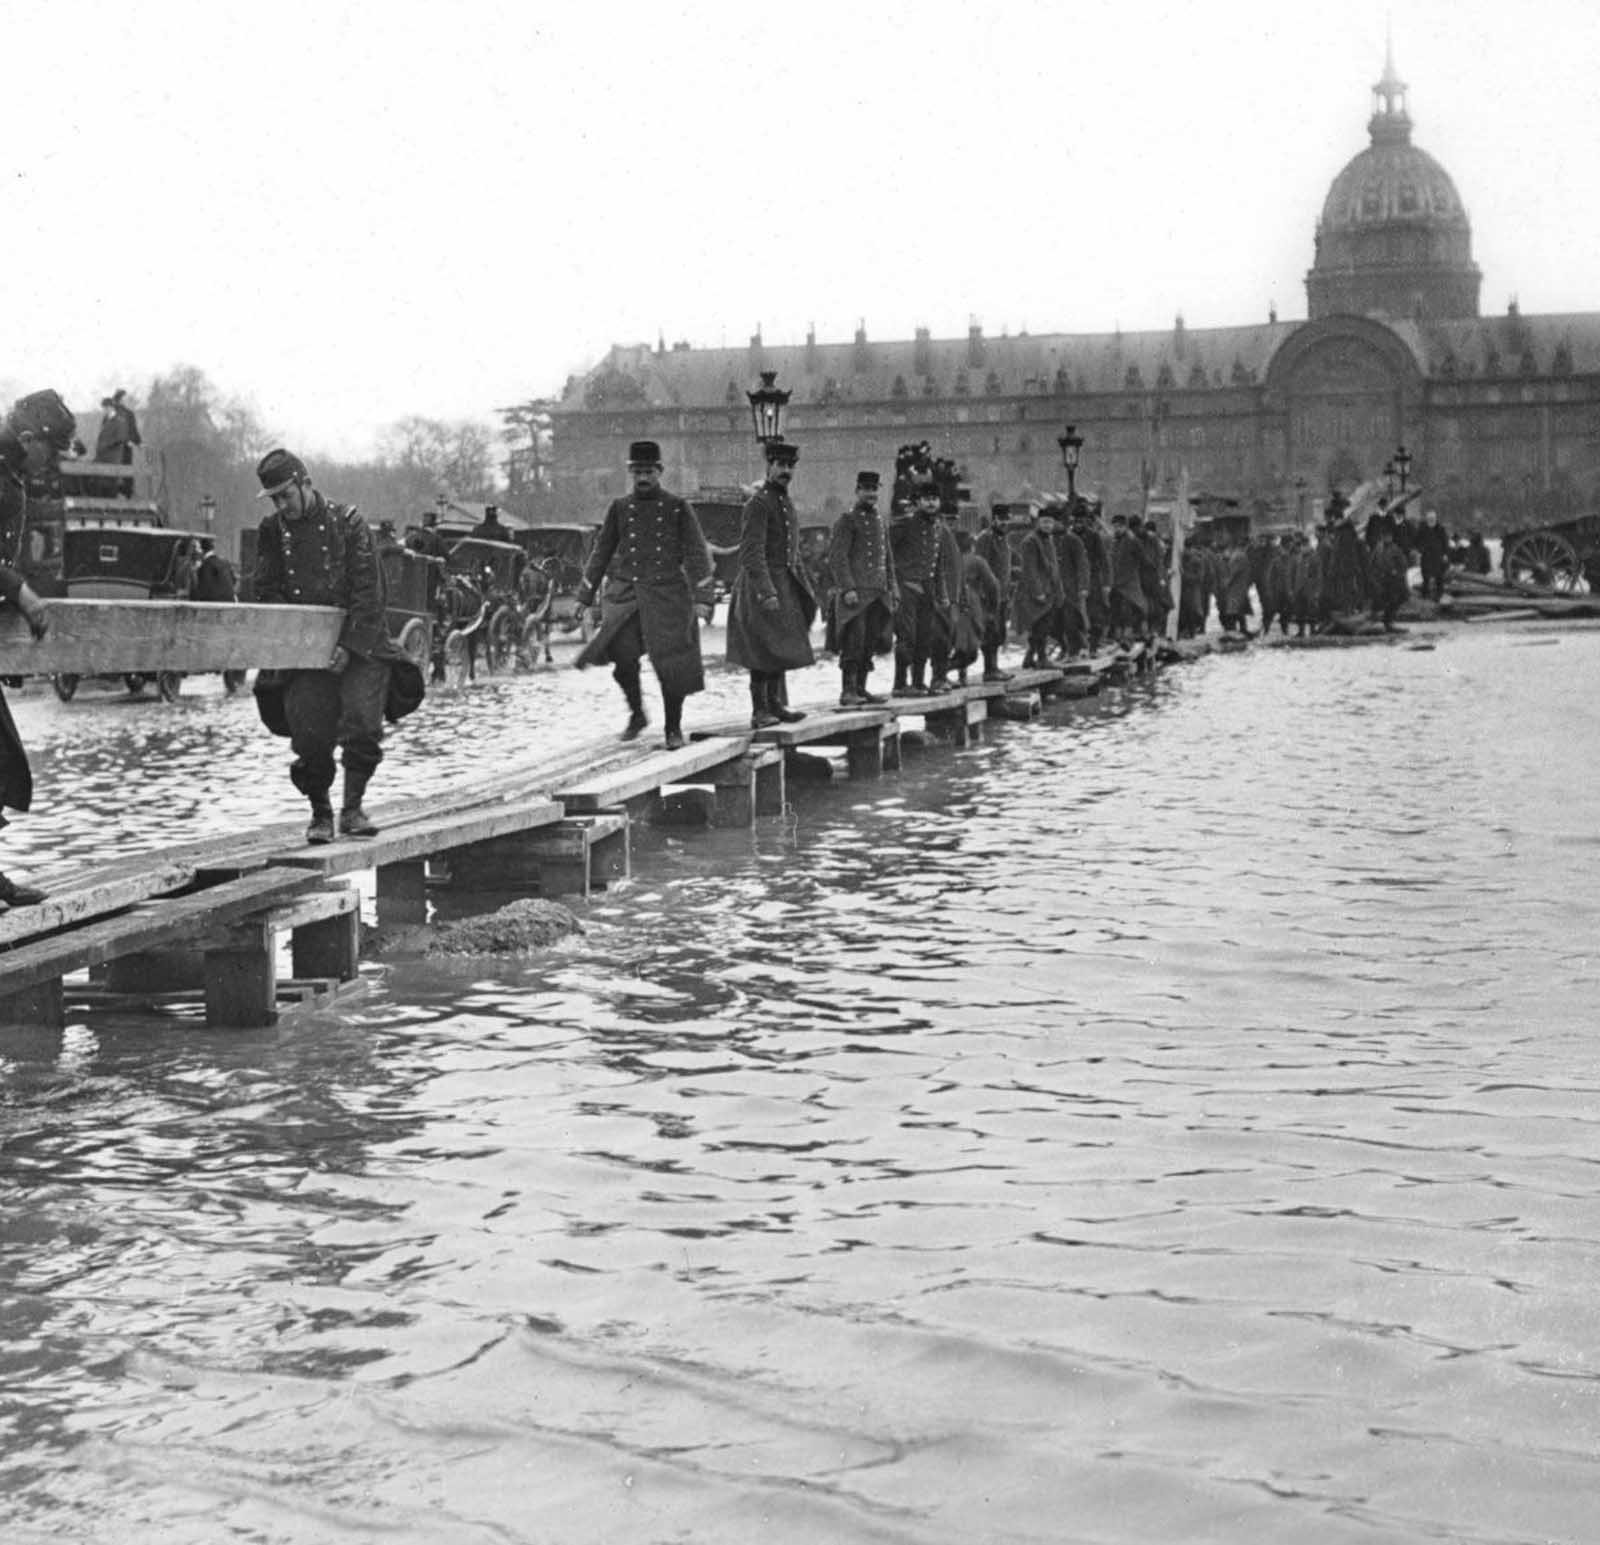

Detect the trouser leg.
[{"left": 285, "top": 669, "right": 341, "bottom": 813}]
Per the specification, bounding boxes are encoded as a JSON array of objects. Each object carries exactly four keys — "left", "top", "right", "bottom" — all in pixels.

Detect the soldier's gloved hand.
[
  {"left": 759, "top": 594, "right": 780, "bottom": 613},
  {"left": 328, "top": 644, "right": 350, "bottom": 674},
  {"left": 17, "top": 587, "right": 48, "bottom": 641},
  {"left": 842, "top": 589, "right": 859, "bottom": 607}
]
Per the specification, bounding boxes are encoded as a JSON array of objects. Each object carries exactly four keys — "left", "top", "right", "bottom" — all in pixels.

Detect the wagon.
[
  {"left": 514, "top": 523, "right": 599, "bottom": 645},
  {"left": 1500, "top": 512, "right": 1600, "bottom": 593},
  {"left": 443, "top": 537, "right": 531, "bottom": 675},
  {"left": 380, "top": 543, "right": 437, "bottom": 668}
]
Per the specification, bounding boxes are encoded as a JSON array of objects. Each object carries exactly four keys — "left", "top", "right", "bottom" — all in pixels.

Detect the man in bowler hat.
[
  {"left": 253, "top": 448, "right": 402, "bottom": 844},
  {"left": 726, "top": 438, "right": 815, "bottom": 728},
  {"left": 575, "top": 440, "right": 714, "bottom": 749}
]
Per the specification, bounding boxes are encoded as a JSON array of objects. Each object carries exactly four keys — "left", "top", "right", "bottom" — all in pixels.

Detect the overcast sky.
[{"left": 4, "top": 0, "right": 1594, "bottom": 461}]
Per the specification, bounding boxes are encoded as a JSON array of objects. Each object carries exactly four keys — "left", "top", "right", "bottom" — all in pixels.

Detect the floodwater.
[{"left": 3, "top": 625, "right": 1600, "bottom": 1544}]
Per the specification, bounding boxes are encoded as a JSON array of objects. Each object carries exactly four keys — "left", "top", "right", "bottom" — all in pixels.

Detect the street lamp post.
[
  {"left": 1057, "top": 423, "right": 1084, "bottom": 503},
  {"left": 1383, "top": 460, "right": 1398, "bottom": 501},
  {"left": 1293, "top": 475, "right": 1308, "bottom": 531},
  {"left": 746, "top": 370, "right": 791, "bottom": 447},
  {"left": 1394, "top": 444, "right": 1412, "bottom": 494},
  {"left": 198, "top": 495, "right": 217, "bottom": 531}
]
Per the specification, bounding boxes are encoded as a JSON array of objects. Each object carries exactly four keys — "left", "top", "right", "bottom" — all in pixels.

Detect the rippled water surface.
[{"left": 4, "top": 627, "right": 1600, "bottom": 1543}]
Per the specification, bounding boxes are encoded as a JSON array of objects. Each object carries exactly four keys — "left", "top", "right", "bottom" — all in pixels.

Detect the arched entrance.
[{"left": 1264, "top": 317, "right": 1424, "bottom": 495}]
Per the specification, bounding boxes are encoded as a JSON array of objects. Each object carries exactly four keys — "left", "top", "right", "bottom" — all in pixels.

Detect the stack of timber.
[{"left": 1438, "top": 573, "right": 1600, "bottom": 622}]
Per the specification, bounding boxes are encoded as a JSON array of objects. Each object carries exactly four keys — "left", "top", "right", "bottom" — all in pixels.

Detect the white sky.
[{"left": 3, "top": 0, "right": 1595, "bottom": 461}]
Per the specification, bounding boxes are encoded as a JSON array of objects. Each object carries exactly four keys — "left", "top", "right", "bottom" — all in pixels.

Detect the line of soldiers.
[{"left": 1178, "top": 494, "right": 1464, "bottom": 639}]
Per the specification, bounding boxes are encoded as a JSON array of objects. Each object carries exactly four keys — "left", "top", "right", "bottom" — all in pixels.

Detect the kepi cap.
[
  {"left": 764, "top": 437, "right": 799, "bottom": 466},
  {"left": 856, "top": 471, "right": 880, "bottom": 489},
  {"left": 256, "top": 447, "right": 308, "bottom": 498},
  {"left": 627, "top": 440, "right": 662, "bottom": 466}
]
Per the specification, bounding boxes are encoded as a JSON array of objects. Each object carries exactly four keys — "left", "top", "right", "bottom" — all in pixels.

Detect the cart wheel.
[
  {"left": 1505, "top": 530, "right": 1582, "bottom": 592},
  {"left": 397, "top": 617, "right": 431, "bottom": 668},
  {"left": 486, "top": 608, "right": 519, "bottom": 674},
  {"left": 52, "top": 674, "right": 79, "bottom": 702},
  {"left": 156, "top": 671, "right": 183, "bottom": 703},
  {"left": 123, "top": 673, "right": 149, "bottom": 696}
]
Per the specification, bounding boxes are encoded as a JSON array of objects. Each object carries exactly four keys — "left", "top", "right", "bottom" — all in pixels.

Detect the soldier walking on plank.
[
  {"left": 726, "top": 438, "right": 815, "bottom": 730},
  {"left": 826, "top": 470, "right": 897, "bottom": 708},
  {"left": 252, "top": 448, "right": 420, "bottom": 845},
  {"left": 575, "top": 440, "right": 714, "bottom": 750}
]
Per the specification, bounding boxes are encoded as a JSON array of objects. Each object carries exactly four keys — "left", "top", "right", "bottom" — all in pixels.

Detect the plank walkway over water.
[{"left": 0, "top": 638, "right": 1193, "bottom": 1032}]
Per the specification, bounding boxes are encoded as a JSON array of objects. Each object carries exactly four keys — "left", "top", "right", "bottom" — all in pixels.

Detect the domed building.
[
  {"left": 1306, "top": 49, "right": 1481, "bottom": 321},
  {"left": 534, "top": 52, "right": 1600, "bottom": 535}
]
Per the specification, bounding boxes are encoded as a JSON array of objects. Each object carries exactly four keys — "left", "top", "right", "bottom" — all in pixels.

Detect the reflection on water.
[{"left": 5, "top": 630, "right": 1600, "bottom": 1542}]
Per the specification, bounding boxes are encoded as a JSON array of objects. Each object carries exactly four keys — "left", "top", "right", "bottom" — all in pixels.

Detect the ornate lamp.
[
  {"left": 198, "top": 495, "right": 217, "bottom": 530},
  {"left": 746, "top": 370, "right": 791, "bottom": 446},
  {"left": 1394, "top": 444, "right": 1412, "bottom": 493},
  {"left": 1057, "top": 423, "right": 1084, "bottom": 502},
  {"left": 1382, "top": 460, "right": 1398, "bottom": 499}
]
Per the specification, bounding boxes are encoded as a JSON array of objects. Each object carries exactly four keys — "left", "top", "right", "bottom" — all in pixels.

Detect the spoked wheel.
[
  {"left": 156, "top": 671, "right": 183, "bottom": 703},
  {"left": 485, "top": 608, "right": 519, "bottom": 674},
  {"left": 1505, "top": 530, "right": 1583, "bottom": 592},
  {"left": 52, "top": 673, "right": 80, "bottom": 702},
  {"left": 442, "top": 628, "right": 471, "bottom": 689},
  {"left": 123, "top": 673, "right": 149, "bottom": 696}
]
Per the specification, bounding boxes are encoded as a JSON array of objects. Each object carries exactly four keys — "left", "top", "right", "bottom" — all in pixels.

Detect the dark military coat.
[
  {"left": 1109, "top": 529, "right": 1148, "bottom": 620},
  {"left": 1013, "top": 529, "right": 1064, "bottom": 633},
  {"left": 726, "top": 481, "right": 816, "bottom": 672},
  {"left": 889, "top": 510, "right": 942, "bottom": 589},
  {"left": 576, "top": 488, "right": 713, "bottom": 696},
  {"left": 253, "top": 492, "right": 388, "bottom": 657},
  {"left": 0, "top": 565, "right": 33, "bottom": 811},
  {"left": 825, "top": 500, "right": 897, "bottom": 656},
  {"left": 954, "top": 552, "right": 1002, "bottom": 656}
]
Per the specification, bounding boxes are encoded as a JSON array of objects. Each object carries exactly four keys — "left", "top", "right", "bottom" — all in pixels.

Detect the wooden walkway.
[{"left": 0, "top": 644, "right": 1180, "bottom": 1032}]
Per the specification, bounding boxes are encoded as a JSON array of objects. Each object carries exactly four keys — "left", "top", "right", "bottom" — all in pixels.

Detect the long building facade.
[{"left": 538, "top": 54, "right": 1600, "bottom": 534}]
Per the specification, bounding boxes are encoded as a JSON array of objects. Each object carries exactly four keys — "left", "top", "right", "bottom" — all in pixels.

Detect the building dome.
[{"left": 1306, "top": 51, "right": 1481, "bottom": 321}]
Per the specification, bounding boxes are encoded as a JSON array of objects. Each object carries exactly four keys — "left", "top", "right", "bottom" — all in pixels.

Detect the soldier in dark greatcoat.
[
  {"left": 575, "top": 440, "right": 714, "bottom": 749},
  {"left": 973, "top": 509, "right": 1014, "bottom": 681},
  {"left": 1014, "top": 505, "right": 1065, "bottom": 669},
  {"left": 1415, "top": 507, "right": 1451, "bottom": 601},
  {"left": 252, "top": 448, "right": 424, "bottom": 845},
  {"left": 1108, "top": 514, "right": 1148, "bottom": 646},
  {"left": 726, "top": 438, "right": 815, "bottom": 728},
  {"left": 1368, "top": 526, "right": 1411, "bottom": 630},
  {"left": 0, "top": 561, "right": 51, "bottom": 907},
  {"left": 1072, "top": 501, "right": 1111, "bottom": 655},
  {"left": 889, "top": 480, "right": 948, "bottom": 696},
  {"left": 1050, "top": 502, "right": 1090, "bottom": 660},
  {"left": 826, "top": 470, "right": 897, "bottom": 707},
  {"left": 951, "top": 531, "right": 1002, "bottom": 685},
  {"left": 926, "top": 507, "right": 965, "bottom": 692}
]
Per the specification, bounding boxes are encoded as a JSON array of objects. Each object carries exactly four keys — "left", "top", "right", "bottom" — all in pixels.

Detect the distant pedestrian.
[
  {"left": 1014, "top": 505, "right": 1065, "bottom": 669},
  {"left": 1415, "top": 508, "right": 1451, "bottom": 600},
  {"left": 574, "top": 440, "right": 714, "bottom": 749},
  {"left": 726, "top": 438, "right": 815, "bottom": 729},
  {"left": 251, "top": 448, "right": 422, "bottom": 845},
  {"left": 889, "top": 479, "right": 947, "bottom": 696}
]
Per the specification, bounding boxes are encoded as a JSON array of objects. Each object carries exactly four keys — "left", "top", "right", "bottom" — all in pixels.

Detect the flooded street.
[{"left": 3, "top": 627, "right": 1600, "bottom": 1543}]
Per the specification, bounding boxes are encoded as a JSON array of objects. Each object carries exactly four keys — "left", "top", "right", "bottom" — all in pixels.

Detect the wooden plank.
[
  {"left": 0, "top": 600, "right": 342, "bottom": 674},
  {"left": 0, "top": 869, "right": 317, "bottom": 994},
  {"left": 272, "top": 797, "right": 566, "bottom": 875},
  {"left": 747, "top": 710, "right": 895, "bottom": 749},
  {"left": 0, "top": 857, "right": 199, "bottom": 952},
  {"left": 555, "top": 736, "right": 751, "bottom": 812}
]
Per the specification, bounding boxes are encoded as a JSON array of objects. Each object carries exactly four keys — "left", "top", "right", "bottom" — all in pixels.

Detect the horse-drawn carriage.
[
  {"left": 434, "top": 535, "right": 540, "bottom": 682},
  {"left": 1500, "top": 512, "right": 1600, "bottom": 593},
  {"left": 514, "top": 523, "right": 599, "bottom": 660}
]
